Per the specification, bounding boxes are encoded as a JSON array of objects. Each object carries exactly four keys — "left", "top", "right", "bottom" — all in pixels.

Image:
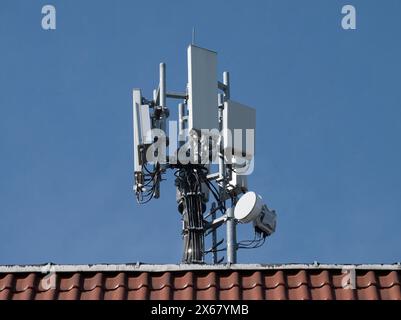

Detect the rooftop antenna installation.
[{"left": 133, "top": 45, "right": 277, "bottom": 264}]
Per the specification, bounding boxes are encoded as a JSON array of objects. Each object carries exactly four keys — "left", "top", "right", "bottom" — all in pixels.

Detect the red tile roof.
[{"left": 0, "top": 264, "right": 400, "bottom": 300}]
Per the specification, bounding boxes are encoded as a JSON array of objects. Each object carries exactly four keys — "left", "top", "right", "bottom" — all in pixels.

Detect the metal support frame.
[{"left": 167, "top": 92, "right": 187, "bottom": 99}]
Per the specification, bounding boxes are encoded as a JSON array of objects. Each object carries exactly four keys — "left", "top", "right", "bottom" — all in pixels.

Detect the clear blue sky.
[{"left": 1, "top": 0, "right": 400, "bottom": 265}]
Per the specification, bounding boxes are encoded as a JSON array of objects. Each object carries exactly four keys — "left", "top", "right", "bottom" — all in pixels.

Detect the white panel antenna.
[
  {"left": 133, "top": 89, "right": 152, "bottom": 168},
  {"left": 133, "top": 89, "right": 143, "bottom": 173},
  {"left": 223, "top": 100, "right": 256, "bottom": 160},
  {"left": 187, "top": 45, "right": 218, "bottom": 134}
]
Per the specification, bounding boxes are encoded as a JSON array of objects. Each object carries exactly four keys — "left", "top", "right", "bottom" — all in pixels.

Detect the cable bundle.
[{"left": 175, "top": 166, "right": 207, "bottom": 263}]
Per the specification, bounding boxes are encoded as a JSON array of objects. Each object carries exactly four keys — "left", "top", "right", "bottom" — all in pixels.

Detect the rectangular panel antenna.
[
  {"left": 187, "top": 45, "right": 218, "bottom": 134},
  {"left": 133, "top": 89, "right": 152, "bottom": 173},
  {"left": 223, "top": 100, "right": 256, "bottom": 160}
]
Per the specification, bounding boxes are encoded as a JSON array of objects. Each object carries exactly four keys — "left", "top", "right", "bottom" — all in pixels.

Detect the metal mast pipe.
[
  {"left": 153, "top": 89, "right": 158, "bottom": 104},
  {"left": 223, "top": 71, "right": 230, "bottom": 99},
  {"left": 223, "top": 71, "right": 237, "bottom": 264},
  {"left": 178, "top": 103, "right": 185, "bottom": 147},
  {"left": 160, "top": 63, "right": 166, "bottom": 108},
  {"left": 226, "top": 206, "right": 237, "bottom": 263},
  {"left": 158, "top": 63, "right": 167, "bottom": 175}
]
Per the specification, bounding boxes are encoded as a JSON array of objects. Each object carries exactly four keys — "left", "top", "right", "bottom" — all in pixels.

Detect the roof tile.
[
  {"left": 377, "top": 271, "right": 400, "bottom": 288},
  {"left": 287, "top": 284, "right": 311, "bottom": 300},
  {"left": 219, "top": 271, "right": 240, "bottom": 290},
  {"left": 15, "top": 273, "right": 36, "bottom": 292},
  {"left": 196, "top": 286, "right": 217, "bottom": 300},
  {"left": 151, "top": 272, "right": 172, "bottom": 290},
  {"left": 309, "top": 270, "right": 331, "bottom": 288},
  {"left": 0, "top": 274, "right": 14, "bottom": 291},
  {"left": 103, "top": 286, "right": 127, "bottom": 300},
  {"left": 357, "top": 271, "right": 378, "bottom": 289},
  {"left": 287, "top": 270, "right": 309, "bottom": 288},
  {"left": 356, "top": 286, "right": 380, "bottom": 300},
  {"left": 196, "top": 271, "right": 217, "bottom": 290},
  {"left": 59, "top": 273, "right": 81, "bottom": 291},
  {"left": 127, "top": 272, "right": 149, "bottom": 290},
  {"left": 34, "top": 289, "right": 57, "bottom": 300},
  {"left": 265, "top": 283, "right": 287, "bottom": 300},
  {"left": 379, "top": 285, "right": 401, "bottom": 300},
  {"left": 173, "top": 271, "right": 194, "bottom": 290},
  {"left": 82, "top": 272, "right": 103, "bottom": 291},
  {"left": 331, "top": 271, "right": 349, "bottom": 289},
  {"left": 264, "top": 270, "right": 285, "bottom": 289},
  {"left": 241, "top": 271, "right": 263, "bottom": 289},
  {"left": 333, "top": 287, "right": 356, "bottom": 300},
  {"left": 309, "top": 285, "right": 333, "bottom": 300},
  {"left": 104, "top": 272, "right": 127, "bottom": 290}
]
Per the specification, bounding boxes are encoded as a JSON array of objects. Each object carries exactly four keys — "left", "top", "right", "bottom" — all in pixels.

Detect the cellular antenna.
[{"left": 132, "top": 45, "right": 277, "bottom": 264}]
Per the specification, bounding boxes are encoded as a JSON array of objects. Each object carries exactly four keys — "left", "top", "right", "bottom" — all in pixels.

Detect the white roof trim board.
[{"left": 0, "top": 263, "right": 400, "bottom": 273}]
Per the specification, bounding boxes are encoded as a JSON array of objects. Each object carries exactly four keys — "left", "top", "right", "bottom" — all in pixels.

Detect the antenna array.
[{"left": 133, "top": 45, "right": 277, "bottom": 264}]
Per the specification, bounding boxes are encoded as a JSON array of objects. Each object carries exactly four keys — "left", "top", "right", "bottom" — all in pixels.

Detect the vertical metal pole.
[
  {"left": 217, "top": 93, "right": 225, "bottom": 188},
  {"left": 178, "top": 103, "right": 185, "bottom": 147},
  {"left": 159, "top": 62, "right": 167, "bottom": 135},
  {"left": 156, "top": 62, "right": 167, "bottom": 197},
  {"left": 226, "top": 206, "right": 237, "bottom": 264},
  {"left": 223, "top": 72, "right": 230, "bottom": 99},
  {"left": 217, "top": 93, "right": 227, "bottom": 264},
  {"left": 153, "top": 89, "right": 158, "bottom": 105},
  {"left": 211, "top": 202, "right": 218, "bottom": 264},
  {"left": 222, "top": 71, "right": 237, "bottom": 264},
  {"left": 160, "top": 63, "right": 166, "bottom": 108},
  {"left": 216, "top": 93, "right": 225, "bottom": 264}
]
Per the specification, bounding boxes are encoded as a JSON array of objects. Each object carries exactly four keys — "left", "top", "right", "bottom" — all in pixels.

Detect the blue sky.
[{"left": 1, "top": 0, "right": 400, "bottom": 265}]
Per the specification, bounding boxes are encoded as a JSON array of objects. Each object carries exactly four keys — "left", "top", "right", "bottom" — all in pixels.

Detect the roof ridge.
[{"left": 1, "top": 263, "right": 401, "bottom": 273}]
